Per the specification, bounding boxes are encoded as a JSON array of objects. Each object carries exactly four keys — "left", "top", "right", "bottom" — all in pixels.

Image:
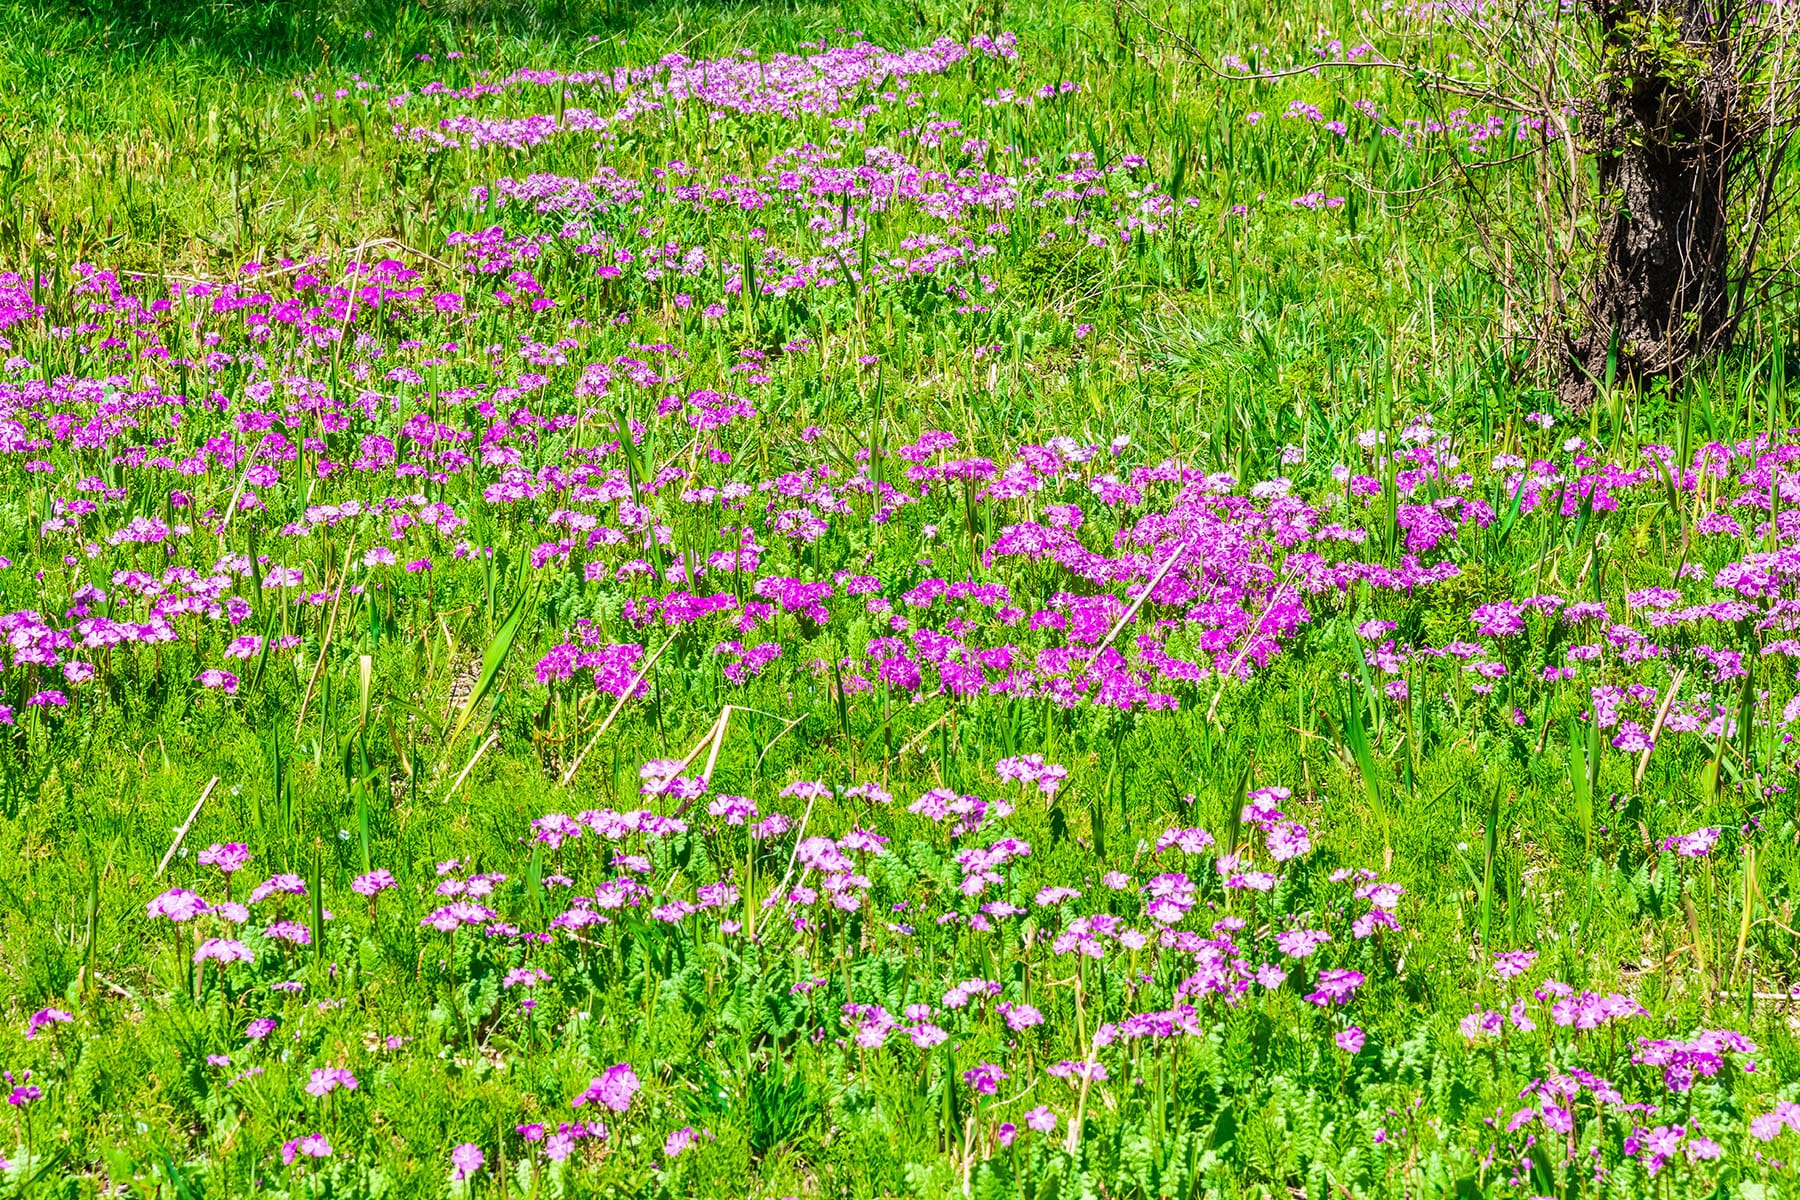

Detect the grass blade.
[{"left": 448, "top": 583, "right": 534, "bottom": 749}]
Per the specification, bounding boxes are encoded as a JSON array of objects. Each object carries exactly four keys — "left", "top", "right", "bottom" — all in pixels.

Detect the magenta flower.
[
  {"left": 1266, "top": 821, "right": 1312, "bottom": 861},
  {"left": 1304, "top": 969, "right": 1366, "bottom": 1006},
  {"left": 449, "top": 1142, "right": 484, "bottom": 1181},
  {"left": 1275, "top": 929, "right": 1331, "bottom": 959},
  {"left": 906, "top": 1023, "right": 948, "bottom": 1048},
  {"left": 281, "top": 1133, "right": 332, "bottom": 1164},
  {"left": 1155, "top": 827, "right": 1215, "bottom": 855},
  {"left": 196, "top": 669, "right": 240, "bottom": 693},
  {"left": 1000, "top": 1003, "right": 1044, "bottom": 1032},
  {"left": 1751, "top": 1101, "right": 1800, "bottom": 1141},
  {"left": 1047, "top": 1060, "right": 1109, "bottom": 1083},
  {"left": 572, "top": 1062, "right": 639, "bottom": 1112},
  {"left": 306, "top": 1067, "right": 359, "bottom": 1097},
  {"left": 198, "top": 843, "right": 251, "bottom": 874},
  {"left": 24, "top": 1008, "right": 71, "bottom": 1040},
  {"left": 351, "top": 869, "right": 397, "bottom": 896},
  {"left": 1685, "top": 1136, "right": 1722, "bottom": 1163},
  {"left": 1352, "top": 910, "right": 1401, "bottom": 938},
  {"left": 147, "top": 888, "right": 210, "bottom": 922},
  {"left": 707, "top": 795, "right": 757, "bottom": 824},
  {"left": 1549, "top": 990, "right": 1647, "bottom": 1029},
  {"left": 1492, "top": 949, "right": 1539, "bottom": 980},
  {"left": 194, "top": 938, "right": 255, "bottom": 965},
  {"left": 1356, "top": 882, "right": 1405, "bottom": 910},
  {"left": 248, "top": 873, "right": 307, "bottom": 904},
  {"left": 1460, "top": 1009, "right": 1503, "bottom": 1040},
  {"left": 942, "top": 979, "right": 999, "bottom": 1009},
  {"left": 1335, "top": 1026, "right": 1366, "bottom": 1054},
  {"left": 750, "top": 813, "right": 793, "bottom": 839},
  {"left": 419, "top": 901, "right": 497, "bottom": 932},
  {"left": 1661, "top": 827, "right": 1720, "bottom": 858},
  {"left": 962, "top": 1062, "right": 1008, "bottom": 1096}
]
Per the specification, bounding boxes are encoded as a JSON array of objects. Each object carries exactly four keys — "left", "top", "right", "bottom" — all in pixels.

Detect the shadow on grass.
[{"left": 2, "top": 0, "right": 950, "bottom": 66}]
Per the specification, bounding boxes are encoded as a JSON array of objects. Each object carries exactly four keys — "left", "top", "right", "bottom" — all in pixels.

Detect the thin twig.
[
  {"left": 1205, "top": 569, "right": 1299, "bottom": 724},
  {"left": 1635, "top": 667, "right": 1687, "bottom": 787},
  {"left": 559, "top": 634, "right": 676, "bottom": 786},
  {"left": 769, "top": 790, "right": 821, "bottom": 911},
  {"left": 1117, "top": 0, "right": 1506, "bottom": 103},
  {"left": 294, "top": 545, "right": 357, "bottom": 736},
  {"left": 896, "top": 709, "right": 952, "bottom": 759},
  {"left": 445, "top": 731, "right": 501, "bottom": 801},
  {"left": 1089, "top": 535, "right": 1196, "bottom": 664},
  {"left": 156, "top": 776, "right": 221, "bottom": 878},
  {"left": 751, "top": 710, "right": 810, "bottom": 774}
]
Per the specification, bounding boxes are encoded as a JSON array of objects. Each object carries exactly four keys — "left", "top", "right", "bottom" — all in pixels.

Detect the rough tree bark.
[{"left": 1563, "top": 0, "right": 1746, "bottom": 404}]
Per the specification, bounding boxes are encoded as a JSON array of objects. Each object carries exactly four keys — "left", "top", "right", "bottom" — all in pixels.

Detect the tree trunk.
[{"left": 1563, "top": 0, "right": 1743, "bottom": 405}]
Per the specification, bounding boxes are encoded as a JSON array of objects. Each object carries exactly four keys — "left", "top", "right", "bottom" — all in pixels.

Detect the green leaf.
[
  {"left": 1493, "top": 471, "right": 1527, "bottom": 551},
  {"left": 1480, "top": 775, "right": 1501, "bottom": 950},
  {"left": 1343, "top": 688, "right": 1391, "bottom": 859},
  {"left": 309, "top": 846, "right": 325, "bottom": 965},
  {"left": 449, "top": 582, "right": 534, "bottom": 748},
  {"left": 1567, "top": 719, "right": 1594, "bottom": 858}
]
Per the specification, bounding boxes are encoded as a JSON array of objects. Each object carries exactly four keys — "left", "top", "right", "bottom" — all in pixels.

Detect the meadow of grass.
[{"left": 0, "top": 0, "right": 1798, "bottom": 1195}]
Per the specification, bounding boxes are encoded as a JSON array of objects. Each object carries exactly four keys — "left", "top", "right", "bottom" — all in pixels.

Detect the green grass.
[{"left": 0, "top": 0, "right": 1796, "bottom": 1196}]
